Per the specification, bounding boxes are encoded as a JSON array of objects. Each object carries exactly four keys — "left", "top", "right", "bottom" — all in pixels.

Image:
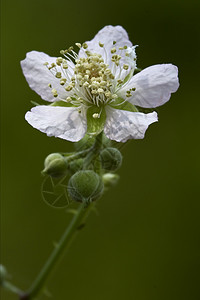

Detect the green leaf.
[
  {"left": 110, "top": 97, "right": 138, "bottom": 112},
  {"left": 31, "top": 100, "right": 40, "bottom": 106},
  {"left": 86, "top": 105, "right": 106, "bottom": 135}
]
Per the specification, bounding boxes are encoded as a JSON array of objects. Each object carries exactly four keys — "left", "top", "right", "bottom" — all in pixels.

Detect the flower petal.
[
  {"left": 25, "top": 106, "right": 87, "bottom": 142},
  {"left": 118, "top": 64, "right": 179, "bottom": 108},
  {"left": 104, "top": 107, "right": 158, "bottom": 142},
  {"left": 79, "top": 25, "right": 132, "bottom": 66},
  {"left": 21, "top": 51, "right": 73, "bottom": 102}
]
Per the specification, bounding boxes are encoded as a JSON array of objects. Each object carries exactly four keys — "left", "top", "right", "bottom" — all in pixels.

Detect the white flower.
[{"left": 21, "top": 25, "right": 179, "bottom": 142}]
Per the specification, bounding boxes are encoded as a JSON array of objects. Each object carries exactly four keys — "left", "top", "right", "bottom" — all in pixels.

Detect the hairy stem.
[
  {"left": 83, "top": 131, "right": 103, "bottom": 169},
  {"left": 20, "top": 202, "right": 94, "bottom": 300}
]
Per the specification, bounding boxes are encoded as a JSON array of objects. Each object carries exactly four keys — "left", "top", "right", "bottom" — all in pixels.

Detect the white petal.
[
  {"left": 25, "top": 106, "right": 87, "bottom": 142},
  {"left": 104, "top": 107, "right": 158, "bottom": 142},
  {"left": 79, "top": 25, "right": 132, "bottom": 66},
  {"left": 118, "top": 64, "right": 179, "bottom": 108},
  {"left": 21, "top": 51, "right": 73, "bottom": 102}
]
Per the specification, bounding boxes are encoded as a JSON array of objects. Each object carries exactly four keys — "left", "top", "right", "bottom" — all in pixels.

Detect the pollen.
[{"left": 45, "top": 41, "right": 138, "bottom": 107}]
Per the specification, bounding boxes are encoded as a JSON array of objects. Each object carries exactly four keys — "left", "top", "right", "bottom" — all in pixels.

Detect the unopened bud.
[
  {"left": 100, "top": 147, "right": 122, "bottom": 171},
  {"left": 102, "top": 173, "right": 120, "bottom": 188},
  {"left": 68, "top": 170, "right": 104, "bottom": 202},
  {"left": 42, "top": 153, "right": 68, "bottom": 178},
  {"left": 69, "top": 158, "right": 84, "bottom": 174}
]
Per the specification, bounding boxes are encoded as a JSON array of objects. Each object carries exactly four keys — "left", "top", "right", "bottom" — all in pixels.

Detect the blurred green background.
[{"left": 1, "top": 0, "right": 200, "bottom": 299}]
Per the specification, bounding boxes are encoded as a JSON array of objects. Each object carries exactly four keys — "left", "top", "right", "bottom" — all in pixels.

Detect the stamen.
[
  {"left": 111, "top": 47, "right": 116, "bottom": 54},
  {"left": 51, "top": 88, "right": 58, "bottom": 97},
  {"left": 46, "top": 40, "right": 138, "bottom": 110},
  {"left": 82, "top": 43, "right": 88, "bottom": 49},
  {"left": 75, "top": 43, "right": 82, "bottom": 48}
]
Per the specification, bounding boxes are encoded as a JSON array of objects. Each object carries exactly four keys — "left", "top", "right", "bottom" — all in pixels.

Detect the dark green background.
[{"left": 1, "top": 0, "right": 200, "bottom": 299}]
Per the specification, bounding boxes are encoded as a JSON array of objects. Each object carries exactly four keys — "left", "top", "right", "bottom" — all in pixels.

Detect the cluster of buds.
[{"left": 42, "top": 133, "right": 122, "bottom": 204}]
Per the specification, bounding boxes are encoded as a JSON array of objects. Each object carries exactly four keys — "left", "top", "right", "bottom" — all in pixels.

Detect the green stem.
[
  {"left": 1, "top": 281, "right": 23, "bottom": 296},
  {"left": 83, "top": 131, "right": 103, "bottom": 169},
  {"left": 63, "top": 148, "right": 91, "bottom": 162},
  {"left": 20, "top": 202, "right": 94, "bottom": 300}
]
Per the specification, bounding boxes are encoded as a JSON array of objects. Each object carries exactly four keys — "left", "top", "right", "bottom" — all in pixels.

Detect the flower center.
[
  {"left": 44, "top": 42, "right": 137, "bottom": 110},
  {"left": 73, "top": 51, "right": 118, "bottom": 106}
]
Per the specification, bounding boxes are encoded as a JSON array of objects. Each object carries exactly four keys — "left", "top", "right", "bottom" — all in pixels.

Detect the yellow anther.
[
  {"left": 76, "top": 74, "right": 82, "bottom": 80},
  {"left": 91, "top": 90, "right": 97, "bottom": 94},
  {"left": 82, "top": 43, "right": 88, "bottom": 49},
  {"left": 51, "top": 88, "right": 58, "bottom": 97},
  {"left": 56, "top": 57, "right": 63, "bottom": 66},
  {"left": 48, "top": 83, "right": 52, "bottom": 88},
  {"left": 75, "top": 43, "right": 82, "bottom": 48},
  {"left": 85, "top": 50, "right": 92, "bottom": 56},
  {"left": 119, "top": 47, "right": 124, "bottom": 50},
  {"left": 60, "top": 78, "right": 67, "bottom": 85},
  {"left": 112, "top": 94, "right": 118, "bottom": 99},
  {"left": 105, "top": 91, "right": 112, "bottom": 98},
  {"left": 124, "top": 45, "right": 127, "bottom": 49},
  {"left": 123, "top": 64, "right": 129, "bottom": 70},
  {"left": 66, "top": 97, "right": 72, "bottom": 102},
  {"left": 99, "top": 42, "right": 104, "bottom": 47},
  {"left": 100, "top": 81, "right": 106, "bottom": 86},
  {"left": 107, "top": 81, "right": 112, "bottom": 87},
  {"left": 62, "top": 64, "right": 68, "bottom": 69},
  {"left": 111, "top": 47, "right": 116, "bottom": 54},
  {"left": 113, "top": 41, "right": 116, "bottom": 45},
  {"left": 97, "top": 88, "right": 104, "bottom": 93},
  {"left": 68, "top": 46, "right": 74, "bottom": 52},
  {"left": 43, "top": 62, "right": 48, "bottom": 66},
  {"left": 83, "top": 82, "right": 89, "bottom": 87},
  {"left": 65, "top": 85, "right": 73, "bottom": 91},
  {"left": 56, "top": 72, "right": 62, "bottom": 78}
]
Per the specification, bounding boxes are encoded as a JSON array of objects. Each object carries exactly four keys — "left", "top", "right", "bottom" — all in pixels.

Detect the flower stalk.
[
  {"left": 1, "top": 281, "right": 24, "bottom": 297},
  {"left": 19, "top": 201, "right": 94, "bottom": 300}
]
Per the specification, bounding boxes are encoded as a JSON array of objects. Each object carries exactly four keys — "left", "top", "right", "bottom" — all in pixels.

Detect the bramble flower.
[{"left": 21, "top": 25, "right": 179, "bottom": 142}]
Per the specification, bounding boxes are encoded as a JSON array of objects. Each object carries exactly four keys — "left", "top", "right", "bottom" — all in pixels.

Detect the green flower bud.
[
  {"left": 68, "top": 170, "right": 104, "bottom": 202},
  {"left": 42, "top": 153, "right": 68, "bottom": 178},
  {"left": 102, "top": 173, "right": 120, "bottom": 188},
  {"left": 100, "top": 147, "right": 122, "bottom": 171},
  {"left": 69, "top": 158, "right": 84, "bottom": 174}
]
